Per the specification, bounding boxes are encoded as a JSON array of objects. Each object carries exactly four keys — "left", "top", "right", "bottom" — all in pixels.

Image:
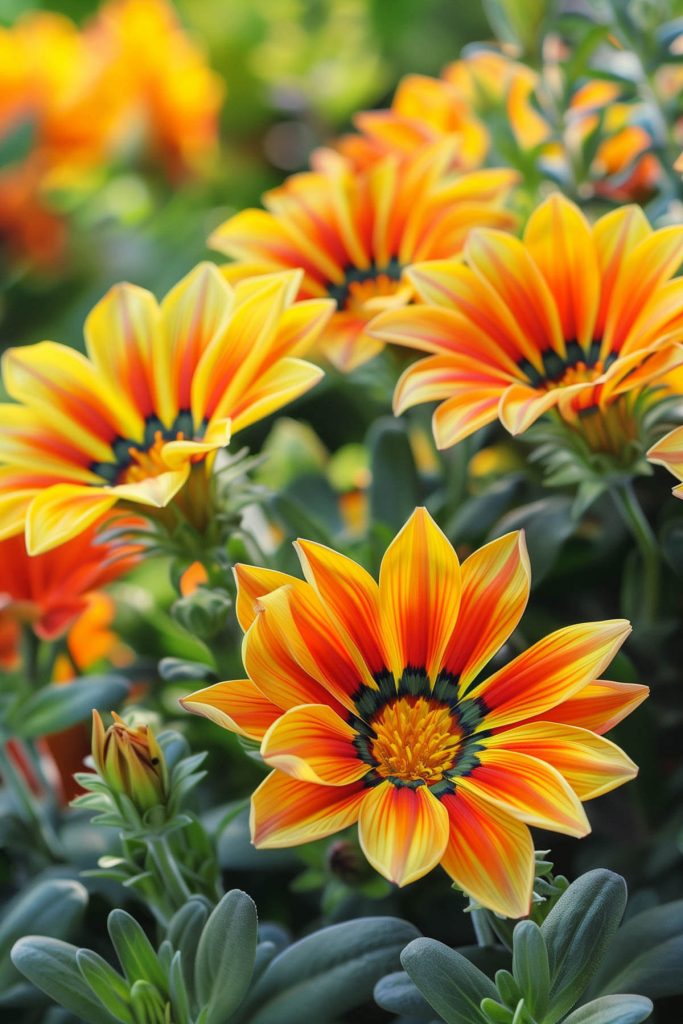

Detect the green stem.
[
  {"left": 469, "top": 906, "right": 496, "bottom": 947},
  {"left": 148, "top": 833, "right": 192, "bottom": 913},
  {"left": 612, "top": 481, "right": 661, "bottom": 626}
]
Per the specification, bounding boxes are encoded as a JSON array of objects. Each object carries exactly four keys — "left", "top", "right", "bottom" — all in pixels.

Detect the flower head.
[
  {"left": 209, "top": 145, "right": 518, "bottom": 372},
  {"left": 92, "top": 710, "right": 168, "bottom": 814},
  {"left": 372, "top": 194, "right": 683, "bottom": 452},
  {"left": 0, "top": 519, "right": 139, "bottom": 669},
  {"left": 182, "top": 508, "right": 645, "bottom": 918},
  {"left": 0, "top": 264, "right": 332, "bottom": 553},
  {"left": 335, "top": 73, "right": 489, "bottom": 172},
  {"left": 92, "top": 0, "right": 224, "bottom": 178}
]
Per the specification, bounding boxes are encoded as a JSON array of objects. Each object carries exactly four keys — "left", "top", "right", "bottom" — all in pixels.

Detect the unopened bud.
[
  {"left": 171, "top": 587, "right": 232, "bottom": 639},
  {"left": 92, "top": 710, "right": 168, "bottom": 814}
]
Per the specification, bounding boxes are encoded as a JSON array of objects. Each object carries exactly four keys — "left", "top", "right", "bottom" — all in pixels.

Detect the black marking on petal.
[{"left": 327, "top": 258, "right": 403, "bottom": 307}]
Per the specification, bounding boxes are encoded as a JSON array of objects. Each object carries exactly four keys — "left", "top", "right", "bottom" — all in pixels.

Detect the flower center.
[
  {"left": 369, "top": 696, "right": 462, "bottom": 784},
  {"left": 546, "top": 359, "right": 605, "bottom": 391},
  {"left": 116, "top": 430, "right": 182, "bottom": 485},
  {"left": 344, "top": 274, "right": 403, "bottom": 313}
]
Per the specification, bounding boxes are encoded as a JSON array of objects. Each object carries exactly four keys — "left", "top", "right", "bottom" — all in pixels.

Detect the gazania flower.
[
  {"left": 92, "top": 710, "right": 168, "bottom": 814},
  {"left": 92, "top": 0, "right": 224, "bottom": 179},
  {"left": 443, "top": 47, "right": 551, "bottom": 151},
  {"left": 371, "top": 194, "right": 683, "bottom": 452},
  {"left": 648, "top": 426, "right": 683, "bottom": 497},
  {"left": 0, "top": 520, "right": 140, "bottom": 670},
  {"left": 0, "top": 263, "right": 332, "bottom": 553},
  {"left": 182, "top": 508, "right": 645, "bottom": 918},
  {"left": 210, "top": 144, "right": 518, "bottom": 372},
  {"left": 335, "top": 73, "right": 489, "bottom": 173}
]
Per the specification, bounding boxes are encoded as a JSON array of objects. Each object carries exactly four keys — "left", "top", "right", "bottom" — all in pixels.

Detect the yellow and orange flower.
[
  {"left": 92, "top": 0, "right": 224, "bottom": 179},
  {"left": 336, "top": 73, "right": 489, "bottom": 173},
  {"left": 443, "top": 47, "right": 551, "bottom": 151},
  {"left": 210, "top": 144, "right": 518, "bottom": 372},
  {"left": 181, "top": 508, "right": 645, "bottom": 918},
  {"left": 647, "top": 426, "right": 683, "bottom": 497},
  {"left": 371, "top": 194, "right": 683, "bottom": 452},
  {"left": 0, "top": 519, "right": 140, "bottom": 670},
  {"left": 0, "top": 264, "right": 332, "bottom": 554}
]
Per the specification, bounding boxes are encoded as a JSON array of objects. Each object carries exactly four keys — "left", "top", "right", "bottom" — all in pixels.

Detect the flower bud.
[
  {"left": 92, "top": 711, "right": 168, "bottom": 814},
  {"left": 171, "top": 587, "right": 232, "bottom": 639}
]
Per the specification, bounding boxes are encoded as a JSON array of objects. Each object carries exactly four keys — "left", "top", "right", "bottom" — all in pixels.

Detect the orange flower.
[
  {"left": 336, "top": 73, "right": 489, "bottom": 172},
  {"left": 0, "top": 264, "right": 331, "bottom": 553},
  {"left": 182, "top": 508, "right": 645, "bottom": 918},
  {"left": 92, "top": 0, "right": 224, "bottom": 178},
  {"left": 210, "top": 144, "right": 518, "bottom": 371},
  {"left": 371, "top": 194, "right": 683, "bottom": 452},
  {"left": 444, "top": 47, "right": 551, "bottom": 151},
  {"left": 0, "top": 519, "right": 140, "bottom": 669}
]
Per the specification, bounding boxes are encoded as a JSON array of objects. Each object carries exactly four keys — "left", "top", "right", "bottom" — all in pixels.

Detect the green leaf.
[
  {"left": 374, "top": 970, "right": 435, "bottom": 1018},
  {"left": 368, "top": 418, "right": 420, "bottom": 530},
  {"left": 169, "top": 951, "right": 192, "bottom": 1024},
  {"left": 107, "top": 910, "right": 167, "bottom": 994},
  {"left": 512, "top": 920, "right": 549, "bottom": 1020},
  {"left": 11, "top": 676, "right": 130, "bottom": 738},
  {"left": 11, "top": 937, "right": 120, "bottom": 1024},
  {"left": 129, "top": 978, "right": 167, "bottom": 1024},
  {"left": 563, "top": 994, "right": 653, "bottom": 1024},
  {"left": 241, "top": 916, "right": 420, "bottom": 1024},
  {"left": 77, "top": 950, "right": 133, "bottom": 1023},
  {"left": 401, "top": 938, "right": 497, "bottom": 1024},
  {"left": 541, "top": 870, "right": 627, "bottom": 1024},
  {"left": 587, "top": 900, "right": 683, "bottom": 1000},
  {"left": 194, "top": 889, "right": 258, "bottom": 1024},
  {"left": 0, "top": 879, "right": 88, "bottom": 968}
]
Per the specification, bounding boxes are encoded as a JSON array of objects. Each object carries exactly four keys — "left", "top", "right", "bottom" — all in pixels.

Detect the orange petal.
[
  {"left": 26, "top": 485, "right": 120, "bottom": 555},
  {"left": 470, "top": 620, "right": 631, "bottom": 729},
  {"left": 498, "top": 382, "right": 566, "bottom": 435},
  {"left": 180, "top": 679, "right": 281, "bottom": 740},
  {"left": 261, "top": 703, "right": 369, "bottom": 785},
  {"left": 251, "top": 771, "right": 365, "bottom": 847},
  {"left": 524, "top": 195, "right": 599, "bottom": 350},
  {"left": 431, "top": 389, "right": 502, "bottom": 449},
  {"left": 234, "top": 563, "right": 300, "bottom": 632},
  {"left": 485, "top": 721, "right": 638, "bottom": 800},
  {"left": 379, "top": 508, "right": 461, "bottom": 682},
  {"left": 513, "top": 679, "right": 649, "bottom": 735},
  {"left": 358, "top": 781, "right": 450, "bottom": 886},
  {"left": 593, "top": 205, "right": 650, "bottom": 346},
  {"left": 443, "top": 532, "right": 530, "bottom": 691},
  {"left": 466, "top": 229, "right": 564, "bottom": 359},
  {"left": 295, "top": 539, "right": 389, "bottom": 678},
  {"left": 245, "top": 585, "right": 365, "bottom": 712},
  {"left": 460, "top": 748, "right": 590, "bottom": 836},
  {"left": 648, "top": 425, "right": 683, "bottom": 483},
  {"left": 230, "top": 357, "right": 324, "bottom": 435},
  {"left": 441, "top": 786, "right": 534, "bottom": 918}
]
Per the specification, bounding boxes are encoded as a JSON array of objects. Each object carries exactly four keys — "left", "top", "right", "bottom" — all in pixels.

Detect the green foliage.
[
  {"left": 371, "top": 870, "right": 683, "bottom": 1024},
  {"left": 12, "top": 896, "right": 418, "bottom": 1024}
]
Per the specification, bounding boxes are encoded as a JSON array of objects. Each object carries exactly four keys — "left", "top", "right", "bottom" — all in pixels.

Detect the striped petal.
[
  {"left": 470, "top": 620, "right": 631, "bottom": 730},
  {"left": 295, "top": 538, "right": 389, "bottom": 677},
  {"left": 260, "top": 704, "right": 369, "bottom": 786},
  {"left": 3, "top": 343, "right": 142, "bottom": 459},
  {"left": 442, "top": 532, "right": 530, "bottom": 691},
  {"left": 485, "top": 721, "right": 638, "bottom": 799},
  {"left": 234, "top": 563, "right": 300, "bottom": 631},
  {"left": 251, "top": 771, "right": 365, "bottom": 848},
  {"left": 460, "top": 748, "right": 590, "bottom": 836},
  {"left": 440, "top": 787, "right": 534, "bottom": 919},
  {"left": 85, "top": 282, "right": 162, "bottom": 424},
  {"left": 243, "top": 586, "right": 361, "bottom": 714},
  {"left": 229, "top": 357, "right": 324, "bottom": 435},
  {"left": 358, "top": 781, "right": 450, "bottom": 886},
  {"left": 593, "top": 205, "right": 651, "bottom": 346},
  {"left": 466, "top": 229, "right": 564, "bottom": 359},
  {"left": 26, "top": 470, "right": 189, "bottom": 555},
  {"left": 379, "top": 507, "right": 461, "bottom": 682},
  {"left": 524, "top": 194, "right": 600, "bottom": 350},
  {"left": 498, "top": 382, "right": 568, "bottom": 435},
  {"left": 179, "top": 679, "right": 281, "bottom": 740},
  {"left": 648, "top": 425, "right": 683, "bottom": 483},
  {"left": 514, "top": 679, "right": 649, "bottom": 735},
  {"left": 432, "top": 390, "right": 502, "bottom": 449}
]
